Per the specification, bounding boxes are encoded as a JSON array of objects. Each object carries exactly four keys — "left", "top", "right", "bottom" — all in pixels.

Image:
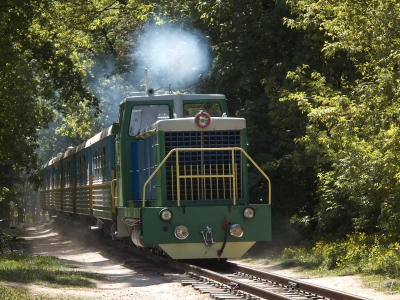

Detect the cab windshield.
[
  {"left": 129, "top": 104, "right": 170, "bottom": 136},
  {"left": 183, "top": 103, "right": 222, "bottom": 117}
]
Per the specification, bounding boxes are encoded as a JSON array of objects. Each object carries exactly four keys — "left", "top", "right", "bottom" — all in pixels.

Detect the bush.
[{"left": 281, "top": 233, "right": 400, "bottom": 278}]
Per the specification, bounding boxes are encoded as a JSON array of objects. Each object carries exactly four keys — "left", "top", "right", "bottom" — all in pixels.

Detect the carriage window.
[
  {"left": 55, "top": 166, "right": 61, "bottom": 188},
  {"left": 65, "top": 161, "right": 71, "bottom": 187},
  {"left": 94, "top": 150, "right": 98, "bottom": 180},
  {"left": 183, "top": 103, "right": 222, "bottom": 117},
  {"left": 77, "top": 157, "right": 81, "bottom": 185},
  {"left": 77, "top": 155, "right": 86, "bottom": 186},
  {"left": 102, "top": 145, "right": 108, "bottom": 178},
  {"left": 43, "top": 170, "right": 50, "bottom": 189},
  {"left": 129, "top": 105, "right": 170, "bottom": 136},
  {"left": 83, "top": 155, "right": 87, "bottom": 183}
]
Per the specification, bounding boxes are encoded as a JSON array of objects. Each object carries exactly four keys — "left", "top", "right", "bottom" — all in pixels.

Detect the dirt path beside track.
[{"left": 11, "top": 224, "right": 209, "bottom": 300}]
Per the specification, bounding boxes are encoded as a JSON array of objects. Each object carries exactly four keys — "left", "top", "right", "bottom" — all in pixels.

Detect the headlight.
[
  {"left": 174, "top": 225, "right": 189, "bottom": 240},
  {"left": 160, "top": 209, "right": 173, "bottom": 221},
  {"left": 229, "top": 224, "right": 243, "bottom": 238},
  {"left": 194, "top": 111, "right": 211, "bottom": 128},
  {"left": 243, "top": 207, "right": 255, "bottom": 219}
]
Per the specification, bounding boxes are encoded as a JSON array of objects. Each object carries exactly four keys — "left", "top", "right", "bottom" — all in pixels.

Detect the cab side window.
[{"left": 129, "top": 104, "right": 170, "bottom": 136}]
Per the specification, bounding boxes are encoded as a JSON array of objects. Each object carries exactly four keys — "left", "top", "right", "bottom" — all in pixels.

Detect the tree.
[
  {"left": 0, "top": 0, "right": 152, "bottom": 217},
  {"left": 29, "top": 0, "right": 151, "bottom": 140},
  {"left": 1, "top": 0, "right": 152, "bottom": 182},
  {"left": 283, "top": 0, "right": 400, "bottom": 238}
]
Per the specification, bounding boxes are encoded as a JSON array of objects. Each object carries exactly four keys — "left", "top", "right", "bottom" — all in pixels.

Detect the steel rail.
[
  {"left": 119, "top": 243, "right": 292, "bottom": 300},
  {"left": 118, "top": 243, "right": 373, "bottom": 300},
  {"left": 227, "top": 262, "right": 372, "bottom": 300}
]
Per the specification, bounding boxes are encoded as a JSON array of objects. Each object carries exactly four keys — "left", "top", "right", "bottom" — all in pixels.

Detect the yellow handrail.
[
  {"left": 111, "top": 179, "right": 117, "bottom": 200},
  {"left": 142, "top": 147, "right": 272, "bottom": 207},
  {"left": 111, "top": 170, "right": 117, "bottom": 213}
]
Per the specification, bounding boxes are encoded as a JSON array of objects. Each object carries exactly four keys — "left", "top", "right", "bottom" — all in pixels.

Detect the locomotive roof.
[
  {"left": 44, "top": 125, "right": 114, "bottom": 167},
  {"left": 137, "top": 117, "right": 246, "bottom": 138},
  {"left": 77, "top": 125, "right": 114, "bottom": 151},
  {"left": 121, "top": 93, "right": 226, "bottom": 104},
  {"left": 68, "top": 125, "right": 115, "bottom": 156}
]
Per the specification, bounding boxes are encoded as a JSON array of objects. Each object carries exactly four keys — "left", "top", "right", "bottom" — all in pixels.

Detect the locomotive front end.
[
  {"left": 142, "top": 204, "right": 271, "bottom": 259},
  {"left": 116, "top": 93, "right": 272, "bottom": 260}
]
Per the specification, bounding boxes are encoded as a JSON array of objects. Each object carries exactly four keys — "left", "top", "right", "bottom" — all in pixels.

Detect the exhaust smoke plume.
[
  {"left": 132, "top": 23, "right": 213, "bottom": 91},
  {"left": 86, "top": 22, "right": 213, "bottom": 132}
]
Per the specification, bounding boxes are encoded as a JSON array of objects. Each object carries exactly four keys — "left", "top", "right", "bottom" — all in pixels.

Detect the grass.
[
  {"left": 0, "top": 283, "right": 56, "bottom": 300},
  {"left": 362, "top": 275, "right": 399, "bottom": 292},
  {"left": 0, "top": 253, "right": 103, "bottom": 299}
]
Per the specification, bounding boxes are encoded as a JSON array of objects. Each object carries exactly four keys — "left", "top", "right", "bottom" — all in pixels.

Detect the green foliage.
[
  {"left": 30, "top": 0, "right": 152, "bottom": 141},
  {"left": 1, "top": 0, "right": 98, "bottom": 190},
  {"left": 281, "top": 233, "right": 400, "bottom": 282},
  {"left": 279, "top": 0, "right": 400, "bottom": 240},
  {"left": 0, "top": 166, "right": 24, "bottom": 206}
]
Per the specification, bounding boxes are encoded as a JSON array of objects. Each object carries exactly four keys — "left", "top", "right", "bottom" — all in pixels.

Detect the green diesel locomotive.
[{"left": 40, "top": 91, "right": 272, "bottom": 260}]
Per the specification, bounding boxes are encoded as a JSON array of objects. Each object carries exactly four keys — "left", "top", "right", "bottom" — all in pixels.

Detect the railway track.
[
  {"left": 55, "top": 223, "right": 373, "bottom": 300},
  {"left": 110, "top": 241, "right": 372, "bottom": 300},
  {"left": 182, "top": 263, "right": 373, "bottom": 300}
]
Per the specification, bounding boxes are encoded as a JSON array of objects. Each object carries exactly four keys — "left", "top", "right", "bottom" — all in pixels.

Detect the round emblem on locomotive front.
[{"left": 194, "top": 110, "right": 211, "bottom": 129}]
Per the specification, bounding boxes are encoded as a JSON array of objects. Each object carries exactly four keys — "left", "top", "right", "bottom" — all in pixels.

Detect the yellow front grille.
[
  {"left": 169, "top": 161, "right": 238, "bottom": 202},
  {"left": 142, "top": 147, "right": 272, "bottom": 207}
]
